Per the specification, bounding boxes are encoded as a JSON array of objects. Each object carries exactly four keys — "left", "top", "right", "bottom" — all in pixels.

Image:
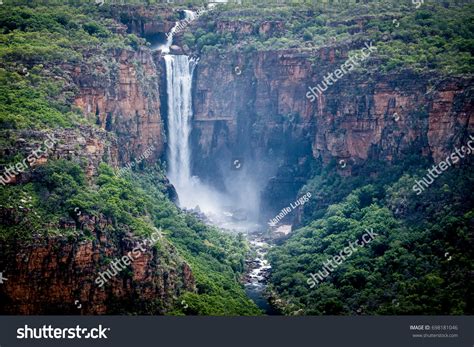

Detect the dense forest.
[{"left": 268, "top": 159, "right": 474, "bottom": 314}]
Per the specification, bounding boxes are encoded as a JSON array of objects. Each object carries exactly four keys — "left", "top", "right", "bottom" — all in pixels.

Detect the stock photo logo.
[
  {"left": 412, "top": 135, "right": 474, "bottom": 195},
  {"left": 306, "top": 42, "right": 377, "bottom": 102}
]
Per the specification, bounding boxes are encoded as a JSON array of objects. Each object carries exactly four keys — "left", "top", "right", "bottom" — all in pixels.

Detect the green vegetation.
[
  {"left": 183, "top": 1, "right": 473, "bottom": 74},
  {"left": 0, "top": 160, "right": 260, "bottom": 315},
  {"left": 267, "top": 160, "right": 474, "bottom": 315},
  {"left": 1, "top": 0, "right": 472, "bottom": 317},
  {"left": 0, "top": 5, "right": 148, "bottom": 129},
  {"left": 2, "top": 1, "right": 471, "bottom": 130},
  {"left": 369, "top": 6, "right": 474, "bottom": 74},
  {"left": 0, "top": 68, "right": 82, "bottom": 129},
  {"left": 0, "top": 2, "right": 260, "bottom": 315}
]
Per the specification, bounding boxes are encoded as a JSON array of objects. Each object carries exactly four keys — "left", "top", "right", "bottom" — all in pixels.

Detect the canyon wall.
[
  {"left": 108, "top": 5, "right": 176, "bottom": 38},
  {"left": 0, "top": 8, "right": 182, "bottom": 314},
  {"left": 0, "top": 124, "right": 194, "bottom": 314},
  {"left": 191, "top": 44, "right": 473, "bottom": 215},
  {"left": 1, "top": 5, "right": 472, "bottom": 314},
  {"left": 0, "top": 126, "right": 118, "bottom": 181},
  {"left": 73, "top": 48, "right": 165, "bottom": 165},
  {"left": 0, "top": 224, "right": 195, "bottom": 314}
]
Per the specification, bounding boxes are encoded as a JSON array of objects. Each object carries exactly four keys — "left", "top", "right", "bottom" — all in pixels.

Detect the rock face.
[
  {"left": 214, "top": 18, "right": 286, "bottom": 39},
  {"left": 73, "top": 48, "right": 164, "bottom": 165},
  {"left": 1, "top": 5, "right": 472, "bottom": 315},
  {"left": 0, "top": 6, "right": 183, "bottom": 315},
  {"left": 191, "top": 46, "right": 473, "bottom": 217},
  {"left": 0, "top": 224, "right": 195, "bottom": 314},
  {"left": 0, "top": 126, "right": 118, "bottom": 181},
  {"left": 310, "top": 71, "right": 473, "bottom": 166},
  {"left": 0, "top": 124, "right": 187, "bottom": 315},
  {"left": 109, "top": 5, "right": 176, "bottom": 37}
]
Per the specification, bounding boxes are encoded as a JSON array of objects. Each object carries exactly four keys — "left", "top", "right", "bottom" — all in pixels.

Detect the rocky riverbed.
[{"left": 243, "top": 229, "right": 291, "bottom": 315}]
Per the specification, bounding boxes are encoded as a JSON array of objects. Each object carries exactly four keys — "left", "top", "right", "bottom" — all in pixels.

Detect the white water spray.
[
  {"left": 162, "top": 9, "right": 223, "bottom": 214},
  {"left": 161, "top": 6, "right": 271, "bottom": 312},
  {"left": 163, "top": 8, "right": 262, "bottom": 232},
  {"left": 165, "top": 54, "right": 232, "bottom": 215},
  {"left": 164, "top": 54, "right": 194, "bottom": 192}
]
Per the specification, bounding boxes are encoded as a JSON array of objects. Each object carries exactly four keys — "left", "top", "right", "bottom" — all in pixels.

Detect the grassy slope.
[{"left": 0, "top": 161, "right": 261, "bottom": 315}]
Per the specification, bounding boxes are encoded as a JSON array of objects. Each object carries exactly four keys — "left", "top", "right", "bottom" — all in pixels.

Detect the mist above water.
[
  {"left": 162, "top": 9, "right": 269, "bottom": 233},
  {"left": 162, "top": 7, "right": 273, "bottom": 311},
  {"left": 164, "top": 55, "right": 264, "bottom": 233}
]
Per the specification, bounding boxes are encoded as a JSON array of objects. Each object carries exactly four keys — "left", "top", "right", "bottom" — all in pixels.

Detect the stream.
[
  {"left": 161, "top": 7, "right": 281, "bottom": 315},
  {"left": 243, "top": 233, "right": 277, "bottom": 314},
  {"left": 242, "top": 226, "right": 291, "bottom": 314},
  {"left": 188, "top": 208, "right": 282, "bottom": 314}
]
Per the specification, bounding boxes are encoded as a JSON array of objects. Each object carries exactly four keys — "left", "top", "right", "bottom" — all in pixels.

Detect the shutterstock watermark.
[
  {"left": 412, "top": 135, "right": 474, "bottom": 195},
  {"left": 166, "top": 7, "right": 210, "bottom": 39},
  {"left": 0, "top": 133, "right": 58, "bottom": 186},
  {"left": 17, "top": 325, "right": 110, "bottom": 339},
  {"left": 95, "top": 228, "right": 162, "bottom": 287},
  {"left": 307, "top": 228, "right": 378, "bottom": 288},
  {"left": 306, "top": 41, "right": 377, "bottom": 102}
]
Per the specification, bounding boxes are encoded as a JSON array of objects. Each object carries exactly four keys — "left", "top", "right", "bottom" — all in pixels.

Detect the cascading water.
[
  {"left": 162, "top": 10, "right": 262, "bottom": 228},
  {"left": 183, "top": 9, "right": 197, "bottom": 21},
  {"left": 162, "top": 8, "right": 276, "bottom": 314},
  {"left": 164, "top": 54, "right": 231, "bottom": 215},
  {"left": 162, "top": 10, "right": 228, "bottom": 215},
  {"left": 164, "top": 54, "right": 195, "bottom": 197},
  {"left": 160, "top": 11, "right": 194, "bottom": 198},
  {"left": 159, "top": 10, "right": 197, "bottom": 54}
]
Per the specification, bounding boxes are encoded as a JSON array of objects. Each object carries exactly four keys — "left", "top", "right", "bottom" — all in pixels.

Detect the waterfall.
[
  {"left": 163, "top": 52, "right": 259, "bottom": 225},
  {"left": 164, "top": 53, "right": 261, "bottom": 230},
  {"left": 162, "top": 6, "right": 260, "bottom": 230},
  {"left": 164, "top": 54, "right": 227, "bottom": 214},
  {"left": 162, "top": 9, "right": 200, "bottom": 204},
  {"left": 162, "top": 8, "right": 226, "bottom": 214},
  {"left": 165, "top": 51, "right": 237, "bottom": 218},
  {"left": 183, "top": 9, "right": 197, "bottom": 21},
  {"left": 164, "top": 55, "right": 196, "bottom": 193}
]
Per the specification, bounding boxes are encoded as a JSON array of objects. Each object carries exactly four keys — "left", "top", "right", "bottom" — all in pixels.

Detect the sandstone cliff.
[
  {"left": 107, "top": 5, "right": 176, "bottom": 38},
  {"left": 0, "top": 223, "right": 195, "bottom": 314},
  {"left": 0, "top": 126, "right": 118, "bottom": 181},
  {"left": 73, "top": 48, "right": 165, "bottom": 165},
  {"left": 191, "top": 44, "right": 473, "bottom": 215},
  {"left": 0, "top": 7, "right": 184, "bottom": 314},
  {"left": 193, "top": 46, "right": 472, "bottom": 169}
]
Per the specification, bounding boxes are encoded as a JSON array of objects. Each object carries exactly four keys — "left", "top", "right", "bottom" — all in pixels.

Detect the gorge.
[
  {"left": 0, "top": 1, "right": 472, "bottom": 316},
  {"left": 162, "top": 10, "right": 276, "bottom": 312}
]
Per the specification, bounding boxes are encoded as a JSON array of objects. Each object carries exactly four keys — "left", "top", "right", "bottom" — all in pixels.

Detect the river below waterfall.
[
  {"left": 243, "top": 232, "right": 280, "bottom": 315},
  {"left": 186, "top": 207, "right": 282, "bottom": 314},
  {"left": 161, "top": 7, "right": 281, "bottom": 315},
  {"left": 241, "top": 226, "right": 291, "bottom": 314}
]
